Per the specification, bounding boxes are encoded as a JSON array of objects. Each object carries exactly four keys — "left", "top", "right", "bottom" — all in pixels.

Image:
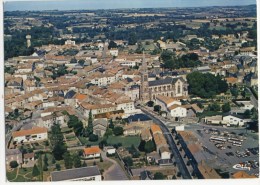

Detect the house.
[
  {"left": 155, "top": 95, "right": 181, "bottom": 111},
  {"left": 80, "top": 102, "right": 117, "bottom": 118},
  {"left": 83, "top": 146, "right": 101, "bottom": 159},
  {"left": 146, "top": 151, "right": 160, "bottom": 164},
  {"left": 104, "top": 146, "right": 116, "bottom": 155},
  {"left": 222, "top": 114, "right": 249, "bottom": 126},
  {"left": 153, "top": 133, "right": 168, "bottom": 153},
  {"left": 141, "top": 128, "right": 152, "bottom": 141},
  {"left": 93, "top": 118, "right": 108, "bottom": 137},
  {"left": 203, "top": 115, "right": 223, "bottom": 125},
  {"left": 123, "top": 124, "right": 144, "bottom": 136},
  {"left": 12, "top": 127, "right": 48, "bottom": 144},
  {"left": 6, "top": 149, "right": 23, "bottom": 166},
  {"left": 6, "top": 77, "right": 23, "bottom": 90},
  {"left": 150, "top": 124, "right": 162, "bottom": 135},
  {"left": 109, "top": 49, "right": 119, "bottom": 57},
  {"left": 159, "top": 146, "right": 171, "bottom": 160},
  {"left": 23, "top": 152, "right": 35, "bottom": 164},
  {"left": 232, "top": 171, "right": 257, "bottom": 179},
  {"left": 51, "top": 166, "right": 101, "bottom": 181},
  {"left": 167, "top": 104, "right": 187, "bottom": 118}
]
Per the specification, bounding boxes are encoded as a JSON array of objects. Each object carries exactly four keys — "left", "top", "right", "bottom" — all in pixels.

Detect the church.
[{"left": 140, "top": 54, "right": 188, "bottom": 102}]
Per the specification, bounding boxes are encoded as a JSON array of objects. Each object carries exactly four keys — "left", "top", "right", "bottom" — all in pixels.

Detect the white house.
[
  {"left": 12, "top": 127, "right": 48, "bottom": 144},
  {"left": 104, "top": 146, "right": 116, "bottom": 155},
  {"left": 222, "top": 114, "right": 248, "bottom": 126},
  {"left": 116, "top": 100, "right": 136, "bottom": 114},
  {"left": 159, "top": 146, "right": 171, "bottom": 160},
  {"left": 65, "top": 40, "right": 76, "bottom": 45},
  {"left": 167, "top": 105, "right": 187, "bottom": 118},
  {"left": 109, "top": 49, "right": 119, "bottom": 57}
]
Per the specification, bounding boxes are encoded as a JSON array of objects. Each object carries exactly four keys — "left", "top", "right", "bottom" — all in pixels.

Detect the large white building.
[{"left": 12, "top": 127, "right": 48, "bottom": 144}]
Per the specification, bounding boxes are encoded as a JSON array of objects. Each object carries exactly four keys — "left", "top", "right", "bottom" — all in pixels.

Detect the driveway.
[{"left": 101, "top": 151, "right": 128, "bottom": 181}]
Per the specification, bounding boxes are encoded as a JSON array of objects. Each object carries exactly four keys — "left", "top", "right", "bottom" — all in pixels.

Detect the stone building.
[{"left": 140, "top": 54, "right": 188, "bottom": 102}]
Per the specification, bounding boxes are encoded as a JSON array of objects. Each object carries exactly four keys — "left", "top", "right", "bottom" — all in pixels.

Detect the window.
[{"left": 178, "top": 84, "right": 181, "bottom": 94}]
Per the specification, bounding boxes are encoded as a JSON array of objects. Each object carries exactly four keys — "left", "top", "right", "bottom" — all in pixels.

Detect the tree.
[
  {"left": 63, "top": 152, "right": 73, "bottom": 169},
  {"left": 78, "top": 59, "right": 85, "bottom": 66},
  {"left": 113, "top": 126, "right": 124, "bottom": 136},
  {"left": 85, "top": 110, "right": 93, "bottom": 136},
  {"left": 32, "top": 164, "right": 40, "bottom": 177},
  {"left": 144, "top": 140, "right": 156, "bottom": 153},
  {"left": 89, "top": 134, "right": 99, "bottom": 142},
  {"left": 123, "top": 156, "right": 133, "bottom": 166},
  {"left": 138, "top": 140, "right": 146, "bottom": 152},
  {"left": 9, "top": 161, "right": 18, "bottom": 168},
  {"left": 52, "top": 157, "right": 56, "bottom": 164},
  {"left": 99, "top": 139, "right": 107, "bottom": 149},
  {"left": 154, "top": 172, "right": 165, "bottom": 180},
  {"left": 154, "top": 105, "right": 161, "bottom": 112},
  {"left": 70, "top": 58, "right": 77, "bottom": 63},
  {"left": 208, "top": 102, "right": 221, "bottom": 112},
  {"left": 146, "top": 101, "right": 154, "bottom": 107},
  {"left": 53, "top": 143, "right": 67, "bottom": 160},
  {"left": 44, "top": 154, "right": 48, "bottom": 166},
  {"left": 82, "top": 161, "right": 87, "bottom": 167},
  {"left": 128, "top": 32, "right": 137, "bottom": 45},
  {"left": 109, "top": 119, "right": 114, "bottom": 129},
  {"left": 55, "top": 164, "right": 61, "bottom": 171},
  {"left": 73, "top": 154, "right": 81, "bottom": 168},
  {"left": 108, "top": 40, "right": 118, "bottom": 49},
  {"left": 222, "top": 102, "right": 231, "bottom": 113},
  {"left": 43, "top": 164, "right": 48, "bottom": 171},
  {"left": 244, "top": 110, "right": 251, "bottom": 119}
]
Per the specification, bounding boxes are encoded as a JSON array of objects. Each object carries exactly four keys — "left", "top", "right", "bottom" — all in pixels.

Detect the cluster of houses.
[{"left": 155, "top": 95, "right": 203, "bottom": 118}]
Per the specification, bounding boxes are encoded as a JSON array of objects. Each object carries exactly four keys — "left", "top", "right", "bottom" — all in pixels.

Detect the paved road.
[
  {"left": 247, "top": 87, "right": 258, "bottom": 110},
  {"left": 141, "top": 107, "right": 192, "bottom": 179},
  {"left": 101, "top": 151, "right": 128, "bottom": 181}
]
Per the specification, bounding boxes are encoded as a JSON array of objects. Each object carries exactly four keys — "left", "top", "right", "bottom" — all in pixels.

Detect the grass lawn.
[
  {"left": 96, "top": 160, "right": 113, "bottom": 171},
  {"left": 6, "top": 168, "right": 17, "bottom": 181},
  {"left": 107, "top": 136, "right": 141, "bottom": 148}
]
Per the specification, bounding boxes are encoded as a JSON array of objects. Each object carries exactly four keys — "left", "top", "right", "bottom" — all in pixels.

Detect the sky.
[{"left": 3, "top": 0, "right": 257, "bottom": 11}]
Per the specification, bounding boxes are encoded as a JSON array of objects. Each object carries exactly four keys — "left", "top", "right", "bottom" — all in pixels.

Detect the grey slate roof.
[
  {"left": 51, "top": 166, "right": 101, "bottom": 181},
  {"left": 128, "top": 114, "right": 151, "bottom": 122},
  {"left": 64, "top": 90, "right": 76, "bottom": 99},
  {"left": 148, "top": 77, "right": 180, "bottom": 87}
]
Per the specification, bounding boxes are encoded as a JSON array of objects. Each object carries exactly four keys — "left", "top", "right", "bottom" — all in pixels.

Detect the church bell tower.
[{"left": 140, "top": 52, "right": 150, "bottom": 103}]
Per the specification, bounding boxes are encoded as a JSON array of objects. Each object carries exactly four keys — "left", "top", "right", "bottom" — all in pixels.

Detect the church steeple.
[{"left": 140, "top": 51, "right": 150, "bottom": 102}]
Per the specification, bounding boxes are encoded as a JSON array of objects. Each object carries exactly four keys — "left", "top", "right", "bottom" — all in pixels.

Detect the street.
[{"left": 141, "top": 107, "right": 192, "bottom": 179}]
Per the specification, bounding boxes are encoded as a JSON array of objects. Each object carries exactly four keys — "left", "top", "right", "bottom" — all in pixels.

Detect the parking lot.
[{"left": 186, "top": 125, "right": 259, "bottom": 177}]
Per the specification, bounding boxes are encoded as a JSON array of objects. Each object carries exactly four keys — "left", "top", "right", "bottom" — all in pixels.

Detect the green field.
[{"left": 107, "top": 136, "right": 141, "bottom": 147}]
